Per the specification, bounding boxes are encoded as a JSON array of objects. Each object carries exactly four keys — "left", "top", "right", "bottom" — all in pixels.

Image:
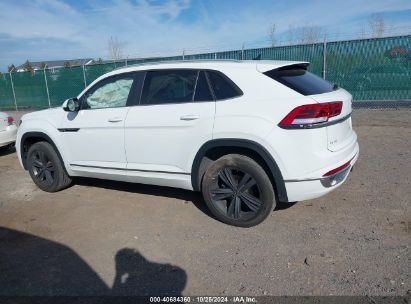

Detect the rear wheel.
[
  {"left": 201, "top": 154, "right": 275, "bottom": 227},
  {"left": 27, "top": 142, "right": 72, "bottom": 192}
]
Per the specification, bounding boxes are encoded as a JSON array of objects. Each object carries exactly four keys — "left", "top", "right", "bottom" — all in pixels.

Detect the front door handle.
[
  {"left": 180, "top": 114, "right": 199, "bottom": 121},
  {"left": 108, "top": 117, "right": 123, "bottom": 123}
]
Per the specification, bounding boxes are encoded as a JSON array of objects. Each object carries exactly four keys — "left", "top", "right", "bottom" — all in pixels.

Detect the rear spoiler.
[{"left": 256, "top": 61, "right": 309, "bottom": 73}]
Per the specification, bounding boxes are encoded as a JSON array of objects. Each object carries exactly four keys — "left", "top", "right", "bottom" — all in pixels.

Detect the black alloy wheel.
[
  {"left": 209, "top": 167, "right": 262, "bottom": 220},
  {"left": 202, "top": 154, "right": 275, "bottom": 227}
]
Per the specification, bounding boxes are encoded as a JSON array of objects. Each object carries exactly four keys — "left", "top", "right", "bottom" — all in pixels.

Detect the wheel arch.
[
  {"left": 191, "top": 139, "right": 288, "bottom": 202},
  {"left": 20, "top": 132, "right": 66, "bottom": 172}
]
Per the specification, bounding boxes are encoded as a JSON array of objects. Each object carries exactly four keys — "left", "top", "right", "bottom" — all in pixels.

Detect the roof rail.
[{"left": 112, "top": 59, "right": 242, "bottom": 71}]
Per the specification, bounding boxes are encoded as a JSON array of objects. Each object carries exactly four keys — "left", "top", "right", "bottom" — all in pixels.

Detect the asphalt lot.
[{"left": 0, "top": 108, "right": 410, "bottom": 296}]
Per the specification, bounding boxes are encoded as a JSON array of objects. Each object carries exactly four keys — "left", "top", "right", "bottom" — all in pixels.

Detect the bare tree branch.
[
  {"left": 369, "top": 13, "right": 385, "bottom": 38},
  {"left": 284, "top": 24, "right": 325, "bottom": 45},
  {"left": 286, "top": 24, "right": 296, "bottom": 45},
  {"left": 268, "top": 23, "right": 276, "bottom": 47},
  {"left": 358, "top": 26, "right": 367, "bottom": 39},
  {"left": 108, "top": 36, "right": 123, "bottom": 61},
  {"left": 298, "top": 25, "right": 324, "bottom": 44}
]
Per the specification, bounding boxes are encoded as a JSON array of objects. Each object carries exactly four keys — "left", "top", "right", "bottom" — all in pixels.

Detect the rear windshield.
[{"left": 264, "top": 65, "right": 334, "bottom": 96}]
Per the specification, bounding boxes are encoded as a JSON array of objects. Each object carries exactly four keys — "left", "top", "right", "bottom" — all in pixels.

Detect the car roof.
[{"left": 104, "top": 60, "right": 309, "bottom": 78}]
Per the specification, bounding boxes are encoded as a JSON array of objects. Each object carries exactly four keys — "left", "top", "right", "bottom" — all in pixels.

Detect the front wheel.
[
  {"left": 201, "top": 154, "right": 276, "bottom": 227},
  {"left": 27, "top": 141, "right": 72, "bottom": 192}
]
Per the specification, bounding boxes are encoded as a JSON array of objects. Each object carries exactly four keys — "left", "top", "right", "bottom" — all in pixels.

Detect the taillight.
[
  {"left": 279, "top": 102, "right": 342, "bottom": 129},
  {"left": 7, "top": 116, "right": 14, "bottom": 125}
]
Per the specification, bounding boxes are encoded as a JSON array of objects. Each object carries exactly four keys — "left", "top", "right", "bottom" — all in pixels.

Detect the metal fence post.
[
  {"left": 322, "top": 40, "right": 327, "bottom": 80},
  {"left": 9, "top": 72, "right": 18, "bottom": 111},
  {"left": 241, "top": 43, "right": 244, "bottom": 60},
  {"left": 82, "top": 64, "right": 87, "bottom": 88},
  {"left": 43, "top": 67, "right": 51, "bottom": 108}
]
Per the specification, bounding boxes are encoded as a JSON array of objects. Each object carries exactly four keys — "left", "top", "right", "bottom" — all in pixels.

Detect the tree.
[
  {"left": 39, "top": 62, "right": 47, "bottom": 70},
  {"left": 108, "top": 36, "right": 123, "bottom": 61},
  {"left": 286, "top": 24, "right": 296, "bottom": 45},
  {"left": 357, "top": 26, "right": 367, "bottom": 39},
  {"left": 284, "top": 24, "right": 324, "bottom": 45},
  {"left": 268, "top": 23, "right": 276, "bottom": 47},
  {"left": 298, "top": 25, "right": 324, "bottom": 44},
  {"left": 22, "top": 60, "right": 34, "bottom": 72},
  {"left": 8, "top": 64, "right": 16, "bottom": 73},
  {"left": 369, "top": 13, "right": 385, "bottom": 38},
  {"left": 64, "top": 61, "right": 71, "bottom": 68}
]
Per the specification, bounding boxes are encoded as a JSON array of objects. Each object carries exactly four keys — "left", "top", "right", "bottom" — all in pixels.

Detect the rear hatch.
[
  {"left": 261, "top": 62, "right": 354, "bottom": 152},
  {"left": 309, "top": 89, "right": 354, "bottom": 152}
]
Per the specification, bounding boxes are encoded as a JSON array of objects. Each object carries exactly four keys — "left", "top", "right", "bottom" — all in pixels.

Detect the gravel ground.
[{"left": 0, "top": 109, "right": 410, "bottom": 296}]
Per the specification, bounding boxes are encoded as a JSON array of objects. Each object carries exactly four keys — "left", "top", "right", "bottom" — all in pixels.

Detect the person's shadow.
[
  {"left": 0, "top": 227, "right": 186, "bottom": 296},
  {"left": 112, "top": 248, "right": 185, "bottom": 296}
]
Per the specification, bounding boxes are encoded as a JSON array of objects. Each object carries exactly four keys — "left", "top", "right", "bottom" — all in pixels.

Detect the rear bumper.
[
  {"left": 284, "top": 143, "right": 359, "bottom": 202},
  {"left": 0, "top": 125, "right": 17, "bottom": 147}
]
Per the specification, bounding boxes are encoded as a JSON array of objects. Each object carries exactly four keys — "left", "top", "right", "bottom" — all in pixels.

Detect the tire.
[
  {"left": 201, "top": 154, "right": 276, "bottom": 227},
  {"left": 27, "top": 141, "right": 72, "bottom": 192}
]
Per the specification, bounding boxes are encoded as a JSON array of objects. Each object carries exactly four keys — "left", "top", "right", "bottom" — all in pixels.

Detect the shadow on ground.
[
  {"left": 0, "top": 145, "right": 15, "bottom": 157},
  {"left": 74, "top": 177, "right": 297, "bottom": 219},
  {"left": 75, "top": 177, "right": 214, "bottom": 218},
  {"left": 0, "top": 227, "right": 187, "bottom": 296}
]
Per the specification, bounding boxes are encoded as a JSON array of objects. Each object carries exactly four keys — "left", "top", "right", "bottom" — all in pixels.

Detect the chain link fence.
[{"left": 0, "top": 35, "right": 410, "bottom": 111}]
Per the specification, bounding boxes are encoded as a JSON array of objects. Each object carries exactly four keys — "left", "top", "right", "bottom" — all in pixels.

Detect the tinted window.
[
  {"left": 264, "top": 66, "right": 334, "bottom": 96},
  {"left": 207, "top": 71, "right": 243, "bottom": 100},
  {"left": 194, "top": 71, "right": 213, "bottom": 101},
  {"left": 82, "top": 76, "right": 134, "bottom": 109},
  {"left": 141, "top": 70, "right": 197, "bottom": 105}
]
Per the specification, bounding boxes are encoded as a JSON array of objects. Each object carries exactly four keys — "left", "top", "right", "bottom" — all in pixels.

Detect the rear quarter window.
[
  {"left": 206, "top": 70, "right": 243, "bottom": 100},
  {"left": 264, "top": 65, "right": 334, "bottom": 96}
]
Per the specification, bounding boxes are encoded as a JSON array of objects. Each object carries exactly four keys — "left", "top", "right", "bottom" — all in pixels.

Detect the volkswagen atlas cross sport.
[{"left": 16, "top": 60, "right": 359, "bottom": 227}]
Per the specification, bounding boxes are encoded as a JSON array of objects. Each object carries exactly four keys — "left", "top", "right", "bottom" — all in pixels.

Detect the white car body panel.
[
  {"left": 16, "top": 60, "right": 359, "bottom": 200},
  {"left": 0, "top": 112, "right": 17, "bottom": 147},
  {"left": 124, "top": 101, "right": 215, "bottom": 189},
  {"left": 58, "top": 107, "right": 129, "bottom": 171}
]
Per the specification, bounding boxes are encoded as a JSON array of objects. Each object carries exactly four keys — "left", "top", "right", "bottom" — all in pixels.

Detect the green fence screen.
[
  {"left": 0, "top": 35, "right": 410, "bottom": 110},
  {"left": 0, "top": 74, "right": 15, "bottom": 109}
]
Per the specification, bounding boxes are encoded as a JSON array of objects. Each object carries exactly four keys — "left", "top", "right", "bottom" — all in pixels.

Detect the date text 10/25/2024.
[{"left": 150, "top": 296, "right": 257, "bottom": 303}]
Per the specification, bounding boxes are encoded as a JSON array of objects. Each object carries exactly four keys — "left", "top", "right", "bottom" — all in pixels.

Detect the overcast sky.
[{"left": 0, "top": 0, "right": 410, "bottom": 71}]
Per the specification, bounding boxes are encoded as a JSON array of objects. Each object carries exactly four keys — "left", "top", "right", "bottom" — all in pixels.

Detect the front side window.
[
  {"left": 82, "top": 76, "right": 134, "bottom": 109},
  {"left": 141, "top": 70, "right": 198, "bottom": 105}
]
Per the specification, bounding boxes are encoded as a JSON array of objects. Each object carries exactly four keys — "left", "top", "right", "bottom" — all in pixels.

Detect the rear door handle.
[
  {"left": 180, "top": 114, "right": 199, "bottom": 121},
  {"left": 108, "top": 117, "right": 123, "bottom": 123}
]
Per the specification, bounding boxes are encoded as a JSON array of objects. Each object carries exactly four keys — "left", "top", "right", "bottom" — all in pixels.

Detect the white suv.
[{"left": 16, "top": 60, "right": 358, "bottom": 227}]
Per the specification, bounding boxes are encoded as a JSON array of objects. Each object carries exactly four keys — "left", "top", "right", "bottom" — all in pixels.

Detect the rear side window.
[
  {"left": 141, "top": 70, "right": 197, "bottom": 105},
  {"left": 206, "top": 70, "right": 243, "bottom": 100},
  {"left": 264, "top": 66, "right": 334, "bottom": 96}
]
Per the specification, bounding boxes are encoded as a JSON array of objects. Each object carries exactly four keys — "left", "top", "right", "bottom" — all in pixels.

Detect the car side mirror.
[{"left": 63, "top": 98, "right": 80, "bottom": 112}]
